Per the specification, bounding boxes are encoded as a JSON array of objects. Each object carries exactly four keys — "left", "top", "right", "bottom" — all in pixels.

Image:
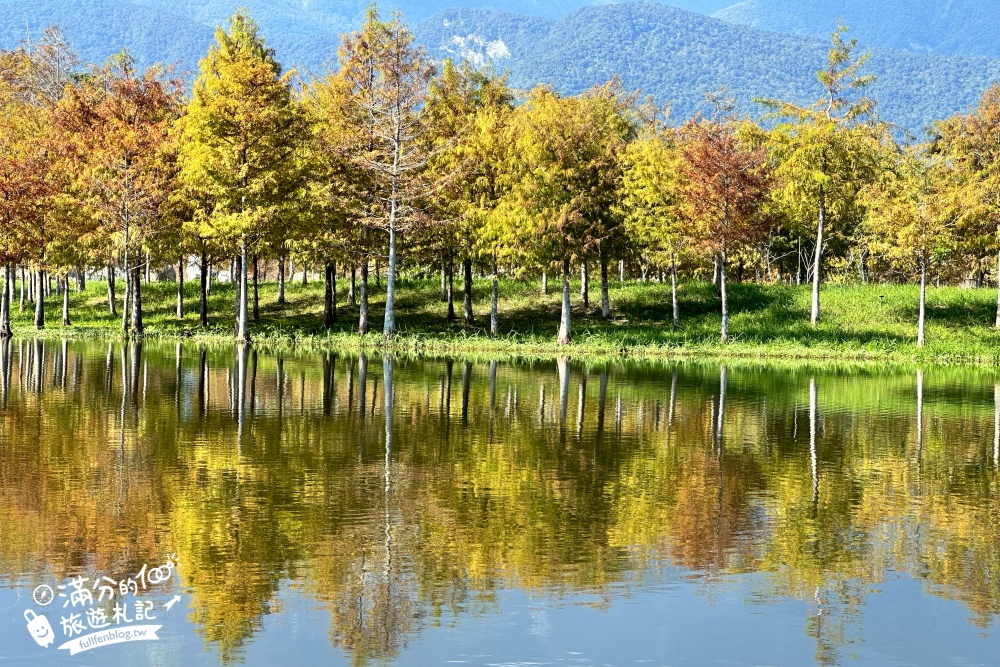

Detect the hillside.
[
  {"left": 0, "top": 0, "right": 214, "bottom": 73},
  {"left": 0, "top": 0, "right": 616, "bottom": 72},
  {"left": 714, "top": 0, "right": 1000, "bottom": 59},
  {"left": 415, "top": 3, "right": 1000, "bottom": 133},
  {"left": 0, "top": 0, "right": 998, "bottom": 133}
]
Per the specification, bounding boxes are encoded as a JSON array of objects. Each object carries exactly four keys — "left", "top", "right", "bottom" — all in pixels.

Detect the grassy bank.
[{"left": 7, "top": 275, "right": 1000, "bottom": 364}]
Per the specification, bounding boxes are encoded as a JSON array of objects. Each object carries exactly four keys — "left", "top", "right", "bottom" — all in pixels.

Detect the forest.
[{"left": 2, "top": 4, "right": 1000, "bottom": 353}]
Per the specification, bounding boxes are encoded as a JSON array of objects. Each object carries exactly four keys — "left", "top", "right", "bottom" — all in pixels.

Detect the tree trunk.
[
  {"left": 796, "top": 236, "right": 803, "bottom": 286},
  {"left": 918, "top": 255, "right": 927, "bottom": 348},
  {"left": 581, "top": 263, "right": 589, "bottom": 309},
  {"left": 720, "top": 250, "right": 729, "bottom": 343},
  {"left": 600, "top": 258, "right": 610, "bottom": 319},
  {"left": 349, "top": 266, "right": 357, "bottom": 306},
  {"left": 145, "top": 252, "right": 151, "bottom": 285},
  {"left": 237, "top": 240, "right": 250, "bottom": 344},
  {"left": 490, "top": 260, "right": 499, "bottom": 336},
  {"left": 233, "top": 254, "right": 242, "bottom": 337},
  {"left": 324, "top": 261, "right": 337, "bottom": 330},
  {"left": 18, "top": 265, "right": 25, "bottom": 312},
  {"left": 375, "top": 259, "right": 381, "bottom": 290},
  {"left": 277, "top": 252, "right": 286, "bottom": 305},
  {"left": 713, "top": 254, "right": 721, "bottom": 295},
  {"left": 302, "top": 262, "right": 308, "bottom": 285},
  {"left": 558, "top": 258, "right": 572, "bottom": 345},
  {"left": 34, "top": 269, "right": 44, "bottom": 330},
  {"left": 0, "top": 264, "right": 11, "bottom": 338},
  {"left": 811, "top": 183, "right": 825, "bottom": 326},
  {"left": 206, "top": 259, "right": 212, "bottom": 295},
  {"left": 383, "top": 223, "right": 398, "bottom": 338},
  {"left": 252, "top": 255, "right": 259, "bottom": 322},
  {"left": 463, "top": 257, "right": 474, "bottom": 325},
  {"left": 130, "top": 265, "right": 143, "bottom": 336},
  {"left": 671, "top": 253, "right": 679, "bottom": 331},
  {"left": 61, "top": 276, "right": 70, "bottom": 327},
  {"left": 619, "top": 259, "right": 625, "bottom": 282},
  {"left": 440, "top": 263, "right": 447, "bottom": 301},
  {"left": 446, "top": 260, "right": 455, "bottom": 321},
  {"left": 176, "top": 258, "right": 184, "bottom": 319},
  {"left": 359, "top": 261, "right": 369, "bottom": 335},
  {"left": 77, "top": 270, "right": 85, "bottom": 292},
  {"left": 541, "top": 270, "right": 548, "bottom": 295},
  {"left": 198, "top": 250, "right": 212, "bottom": 329}
]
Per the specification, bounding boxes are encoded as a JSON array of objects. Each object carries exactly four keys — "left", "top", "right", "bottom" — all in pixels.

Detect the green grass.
[{"left": 9, "top": 275, "right": 1000, "bottom": 364}]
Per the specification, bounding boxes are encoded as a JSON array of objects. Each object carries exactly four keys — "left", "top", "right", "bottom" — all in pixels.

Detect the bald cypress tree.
[{"left": 179, "top": 11, "right": 305, "bottom": 344}]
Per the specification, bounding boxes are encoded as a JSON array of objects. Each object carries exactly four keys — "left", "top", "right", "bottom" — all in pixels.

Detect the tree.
[
  {"left": 621, "top": 111, "right": 689, "bottom": 329},
  {"left": 862, "top": 148, "right": 956, "bottom": 348},
  {"left": 935, "top": 84, "right": 1000, "bottom": 328},
  {"left": 179, "top": 11, "right": 305, "bottom": 344},
  {"left": 0, "top": 27, "right": 79, "bottom": 335},
  {"left": 57, "top": 53, "right": 181, "bottom": 337},
  {"left": 424, "top": 60, "right": 514, "bottom": 332},
  {"left": 338, "top": 4, "right": 436, "bottom": 339},
  {"left": 0, "top": 51, "right": 53, "bottom": 337},
  {"left": 508, "top": 82, "right": 634, "bottom": 345},
  {"left": 760, "top": 25, "right": 886, "bottom": 326},
  {"left": 302, "top": 65, "right": 368, "bottom": 332},
  {"left": 677, "top": 99, "right": 770, "bottom": 343}
]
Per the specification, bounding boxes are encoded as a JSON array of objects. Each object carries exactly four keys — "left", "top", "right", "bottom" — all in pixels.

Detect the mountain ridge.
[
  {"left": 714, "top": 0, "right": 1000, "bottom": 59},
  {"left": 415, "top": 3, "right": 1000, "bottom": 133},
  {"left": 0, "top": 0, "right": 997, "bottom": 133}
]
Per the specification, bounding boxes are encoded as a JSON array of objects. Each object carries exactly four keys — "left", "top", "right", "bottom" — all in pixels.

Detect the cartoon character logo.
[{"left": 24, "top": 610, "right": 55, "bottom": 648}]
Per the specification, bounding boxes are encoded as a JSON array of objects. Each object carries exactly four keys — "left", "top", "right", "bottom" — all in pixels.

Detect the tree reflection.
[{"left": 0, "top": 345, "right": 998, "bottom": 665}]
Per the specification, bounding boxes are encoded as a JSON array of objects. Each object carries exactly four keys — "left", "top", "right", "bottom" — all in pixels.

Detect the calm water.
[{"left": 0, "top": 339, "right": 999, "bottom": 666}]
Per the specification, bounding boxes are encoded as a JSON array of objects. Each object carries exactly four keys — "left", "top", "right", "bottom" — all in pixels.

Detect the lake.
[{"left": 0, "top": 339, "right": 998, "bottom": 666}]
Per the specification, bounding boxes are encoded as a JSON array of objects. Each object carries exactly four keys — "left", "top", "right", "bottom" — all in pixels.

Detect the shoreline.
[
  {"left": 6, "top": 280, "right": 1000, "bottom": 368},
  {"left": 7, "top": 324, "right": 1000, "bottom": 368}
]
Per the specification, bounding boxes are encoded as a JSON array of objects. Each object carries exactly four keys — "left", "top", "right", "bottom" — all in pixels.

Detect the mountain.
[
  {"left": 713, "top": 0, "right": 1000, "bottom": 59},
  {"left": 0, "top": 0, "right": 630, "bottom": 73},
  {"left": 0, "top": 0, "right": 213, "bottom": 74},
  {"left": 0, "top": 0, "right": 997, "bottom": 134},
  {"left": 415, "top": 3, "right": 1000, "bottom": 133}
]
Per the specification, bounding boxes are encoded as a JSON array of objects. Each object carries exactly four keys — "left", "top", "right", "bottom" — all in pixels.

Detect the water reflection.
[{"left": 0, "top": 341, "right": 999, "bottom": 665}]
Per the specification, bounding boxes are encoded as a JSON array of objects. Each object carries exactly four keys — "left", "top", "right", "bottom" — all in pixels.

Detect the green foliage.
[
  {"left": 424, "top": 60, "right": 515, "bottom": 265},
  {"left": 862, "top": 147, "right": 958, "bottom": 276},
  {"left": 179, "top": 11, "right": 304, "bottom": 246},
  {"left": 620, "top": 123, "right": 688, "bottom": 268},
  {"left": 506, "top": 82, "right": 634, "bottom": 267}
]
